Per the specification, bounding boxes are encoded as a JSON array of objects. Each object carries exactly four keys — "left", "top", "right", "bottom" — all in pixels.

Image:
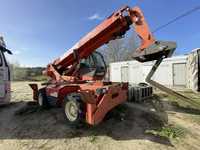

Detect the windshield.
[
  {"left": 80, "top": 51, "right": 106, "bottom": 69},
  {"left": 79, "top": 51, "right": 107, "bottom": 78}
]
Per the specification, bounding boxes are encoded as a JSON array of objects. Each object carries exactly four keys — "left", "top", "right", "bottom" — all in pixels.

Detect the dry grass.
[
  {"left": 11, "top": 81, "right": 42, "bottom": 102},
  {"left": 0, "top": 82, "right": 200, "bottom": 150}
]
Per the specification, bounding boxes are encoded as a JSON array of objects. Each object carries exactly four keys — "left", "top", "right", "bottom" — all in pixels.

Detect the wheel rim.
[
  {"left": 38, "top": 93, "right": 43, "bottom": 106},
  {"left": 65, "top": 100, "right": 79, "bottom": 122}
]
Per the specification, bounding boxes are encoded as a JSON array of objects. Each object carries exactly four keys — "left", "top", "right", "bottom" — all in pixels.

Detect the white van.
[{"left": 0, "top": 36, "right": 12, "bottom": 105}]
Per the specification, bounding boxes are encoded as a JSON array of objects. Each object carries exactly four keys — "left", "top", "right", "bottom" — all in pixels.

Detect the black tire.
[
  {"left": 38, "top": 88, "right": 49, "bottom": 109},
  {"left": 63, "top": 93, "right": 84, "bottom": 125}
]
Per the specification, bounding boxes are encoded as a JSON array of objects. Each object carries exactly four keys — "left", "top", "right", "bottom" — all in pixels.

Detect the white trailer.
[
  {"left": 110, "top": 55, "right": 188, "bottom": 88},
  {"left": 0, "top": 36, "right": 12, "bottom": 105}
]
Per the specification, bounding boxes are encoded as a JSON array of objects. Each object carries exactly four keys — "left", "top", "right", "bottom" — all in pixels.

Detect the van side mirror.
[
  {"left": 0, "top": 45, "right": 12, "bottom": 55},
  {"left": 5, "top": 49, "right": 12, "bottom": 55}
]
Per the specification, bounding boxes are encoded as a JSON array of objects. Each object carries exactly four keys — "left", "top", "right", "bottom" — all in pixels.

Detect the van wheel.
[
  {"left": 38, "top": 88, "right": 49, "bottom": 108},
  {"left": 63, "top": 93, "right": 84, "bottom": 125}
]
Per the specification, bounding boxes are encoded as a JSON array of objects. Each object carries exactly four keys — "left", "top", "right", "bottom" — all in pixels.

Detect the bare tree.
[
  {"left": 98, "top": 31, "right": 139, "bottom": 64},
  {"left": 123, "top": 32, "right": 140, "bottom": 61}
]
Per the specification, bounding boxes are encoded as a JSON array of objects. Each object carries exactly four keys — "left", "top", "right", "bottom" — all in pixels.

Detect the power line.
[{"left": 153, "top": 6, "right": 200, "bottom": 33}]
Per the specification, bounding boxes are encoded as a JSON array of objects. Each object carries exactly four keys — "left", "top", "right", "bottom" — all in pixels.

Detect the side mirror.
[
  {"left": 0, "top": 45, "right": 12, "bottom": 55},
  {"left": 5, "top": 49, "right": 12, "bottom": 55}
]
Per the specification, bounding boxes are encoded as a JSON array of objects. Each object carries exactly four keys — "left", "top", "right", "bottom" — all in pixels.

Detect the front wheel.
[{"left": 63, "top": 93, "right": 84, "bottom": 125}]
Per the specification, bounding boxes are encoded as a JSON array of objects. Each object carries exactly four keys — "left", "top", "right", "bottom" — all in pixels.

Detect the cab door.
[{"left": 0, "top": 50, "right": 6, "bottom": 98}]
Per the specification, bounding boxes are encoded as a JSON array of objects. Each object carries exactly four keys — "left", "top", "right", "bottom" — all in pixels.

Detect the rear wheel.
[
  {"left": 38, "top": 88, "right": 49, "bottom": 108},
  {"left": 63, "top": 93, "right": 84, "bottom": 125}
]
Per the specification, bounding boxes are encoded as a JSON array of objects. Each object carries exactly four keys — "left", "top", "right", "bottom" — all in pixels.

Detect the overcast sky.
[{"left": 0, "top": 0, "right": 200, "bottom": 67}]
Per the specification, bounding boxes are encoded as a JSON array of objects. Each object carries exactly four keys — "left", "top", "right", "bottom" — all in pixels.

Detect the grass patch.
[
  {"left": 189, "top": 115, "right": 200, "bottom": 124},
  {"left": 89, "top": 135, "right": 98, "bottom": 143},
  {"left": 156, "top": 92, "right": 200, "bottom": 110},
  {"left": 28, "top": 75, "right": 48, "bottom": 82},
  {"left": 145, "top": 124, "right": 186, "bottom": 139},
  {"left": 157, "top": 93, "right": 187, "bottom": 105}
]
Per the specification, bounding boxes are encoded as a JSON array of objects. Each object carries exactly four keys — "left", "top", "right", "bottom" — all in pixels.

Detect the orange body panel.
[{"left": 86, "top": 84, "right": 127, "bottom": 125}]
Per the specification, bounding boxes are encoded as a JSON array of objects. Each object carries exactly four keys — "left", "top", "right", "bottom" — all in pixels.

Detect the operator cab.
[{"left": 79, "top": 51, "right": 107, "bottom": 80}]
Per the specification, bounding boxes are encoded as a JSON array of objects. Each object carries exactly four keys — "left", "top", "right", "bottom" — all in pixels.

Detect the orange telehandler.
[{"left": 30, "top": 5, "right": 177, "bottom": 125}]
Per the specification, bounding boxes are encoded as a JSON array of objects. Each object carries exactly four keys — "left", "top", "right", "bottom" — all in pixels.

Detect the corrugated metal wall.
[{"left": 186, "top": 49, "right": 200, "bottom": 92}]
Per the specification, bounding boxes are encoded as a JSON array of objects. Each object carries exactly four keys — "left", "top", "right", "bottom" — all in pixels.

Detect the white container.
[{"left": 110, "top": 55, "right": 188, "bottom": 88}]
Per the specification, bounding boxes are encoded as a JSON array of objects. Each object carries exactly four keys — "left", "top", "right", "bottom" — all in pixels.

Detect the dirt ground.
[{"left": 0, "top": 82, "right": 200, "bottom": 150}]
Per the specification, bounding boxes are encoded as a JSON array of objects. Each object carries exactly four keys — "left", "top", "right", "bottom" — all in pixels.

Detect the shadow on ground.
[{"left": 0, "top": 99, "right": 174, "bottom": 147}]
